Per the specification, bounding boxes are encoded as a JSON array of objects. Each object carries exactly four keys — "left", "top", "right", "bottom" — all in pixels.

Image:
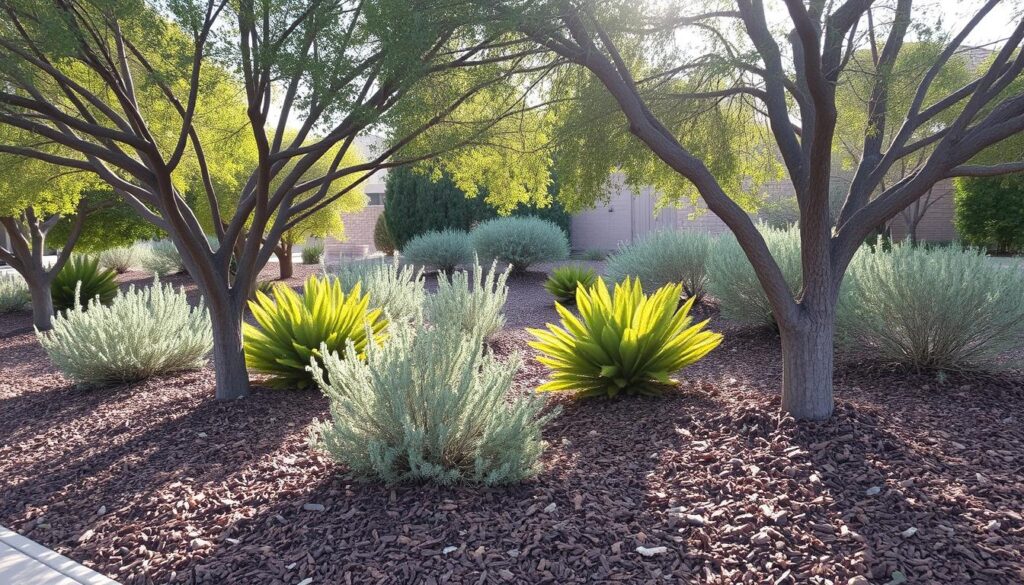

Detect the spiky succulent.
[
  {"left": 544, "top": 265, "right": 598, "bottom": 304},
  {"left": 51, "top": 255, "right": 119, "bottom": 313}
]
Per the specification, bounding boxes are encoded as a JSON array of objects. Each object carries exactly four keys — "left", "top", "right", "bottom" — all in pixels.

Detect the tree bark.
[
  {"left": 209, "top": 296, "right": 249, "bottom": 400},
  {"left": 275, "top": 243, "right": 293, "bottom": 279},
  {"left": 26, "top": 273, "right": 55, "bottom": 331},
  {"left": 778, "top": 311, "right": 836, "bottom": 421}
]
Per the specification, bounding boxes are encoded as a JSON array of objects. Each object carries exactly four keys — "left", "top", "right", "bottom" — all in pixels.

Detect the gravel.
[{"left": 1, "top": 262, "right": 1023, "bottom": 584}]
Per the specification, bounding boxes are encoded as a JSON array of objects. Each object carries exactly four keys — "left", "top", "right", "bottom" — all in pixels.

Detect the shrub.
[
  {"left": 954, "top": 175, "right": 1024, "bottom": 254},
  {"left": 706, "top": 224, "right": 802, "bottom": 327},
  {"left": 837, "top": 244, "right": 1024, "bottom": 370},
  {"left": 328, "top": 257, "right": 425, "bottom": 323},
  {"left": 244, "top": 276, "right": 387, "bottom": 389},
  {"left": 424, "top": 260, "right": 509, "bottom": 339},
  {"left": 139, "top": 240, "right": 185, "bottom": 276},
  {"left": 581, "top": 248, "right": 608, "bottom": 261},
  {"left": 471, "top": 216, "right": 569, "bottom": 273},
  {"left": 544, "top": 265, "right": 597, "bottom": 304},
  {"left": 0, "top": 274, "right": 30, "bottom": 313},
  {"left": 528, "top": 278, "right": 723, "bottom": 398},
  {"left": 402, "top": 229, "right": 473, "bottom": 274},
  {"left": 37, "top": 279, "right": 212, "bottom": 385},
  {"left": 302, "top": 240, "right": 325, "bottom": 264},
  {"left": 373, "top": 213, "right": 396, "bottom": 256},
  {"left": 309, "top": 323, "right": 556, "bottom": 485},
  {"left": 99, "top": 245, "right": 140, "bottom": 274},
  {"left": 51, "top": 255, "right": 119, "bottom": 313},
  {"left": 605, "top": 230, "right": 712, "bottom": 300}
]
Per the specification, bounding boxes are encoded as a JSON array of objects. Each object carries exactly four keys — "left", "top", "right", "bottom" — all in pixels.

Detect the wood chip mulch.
[{"left": 1, "top": 263, "right": 1023, "bottom": 584}]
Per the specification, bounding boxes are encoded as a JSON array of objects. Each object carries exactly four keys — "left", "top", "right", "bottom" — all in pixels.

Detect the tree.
[
  {"left": 489, "top": 0, "right": 1024, "bottom": 420},
  {"left": 954, "top": 174, "right": 1024, "bottom": 253},
  {"left": 0, "top": 138, "right": 99, "bottom": 329},
  {"left": 49, "top": 188, "right": 163, "bottom": 253},
  {"left": 0, "top": 0, "right": 554, "bottom": 399}
]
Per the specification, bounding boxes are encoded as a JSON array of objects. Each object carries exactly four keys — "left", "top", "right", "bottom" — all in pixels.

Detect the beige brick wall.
[
  {"left": 324, "top": 205, "right": 384, "bottom": 261},
  {"left": 888, "top": 179, "right": 958, "bottom": 243}
]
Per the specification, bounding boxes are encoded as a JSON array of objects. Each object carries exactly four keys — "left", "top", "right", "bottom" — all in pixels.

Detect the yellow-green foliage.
[
  {"left": 528, "top": 278, "right": 723, "bottom": 398},
  {"left": 544, "top": 265, "right": 597, "bottom": 304},
  {"left": 243, "top": 276, "right": 387, "bottom": 389}
]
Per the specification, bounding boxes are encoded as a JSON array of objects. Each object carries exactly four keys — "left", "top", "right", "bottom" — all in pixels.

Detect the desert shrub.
[
  {"left": 51, "top": 255, "right": 118, "bottom": 313},
  {"left": 544, "top": 264, "right": 597, "bottom": 303},
  {"left": 581, "top": 249, "right": 608, "bottom": 261},
  {"left": 605, "top": 230, "right": 712, "bottom": 300},
  {"left": 37, "top": 279, "right": 212, "bottom": 385},
  {"left": 0, "top": 274, "right": 30, "bottom": 313},
  {"left": 471, "top": 216, "right": 569, "bottom": 273},
  {"left": 139, "top": 240, "right": 185, "bottom": 275},
  {"left": 328, "top": 257, "right": 425, "bottom": 323},
  {"left": 302, "top": 240, "right": 325, "bottom": 264},
  {"left": 706, "top": 224, "right": 802, "bottom": 327},
  {"left": 954, "top": 175, "right": 1024, "bottom": 254},
  {"left": 99, "top": 245, "right": 140, "bottom": 274},
  {"left": 528, "top": 277, "right": 722, "bottom": 398},
  {"left": 373, "top": 213, "right": 396, "bottom": 256},
  {"left": 837, "top": 244, "right": 1024, "bottom": 370},
  {"left": 424, "top": 260, "right": 509, "bottom": 339},
  {"left": 402, "top": 229, "right": 473, "bottom": 274},
  {"left": 309, "top": 323, "right": 556, "bottom": 485},
  {"left": 244, "top": 275, "right": 387, "bottom": 389}
]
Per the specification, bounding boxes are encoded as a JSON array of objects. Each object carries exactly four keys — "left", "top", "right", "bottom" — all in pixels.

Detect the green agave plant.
[
  {"left": 244, "top": 276, "right": 387, "bottom": 389},
  {"left": 528, "top": 277, "right": 723, "bottom": 398},
  {"left": 543, "top": 265, "right": 598, "bottom": 304},
  {"left": 52, "top": 255, "right": 119, "bottom": 313}
]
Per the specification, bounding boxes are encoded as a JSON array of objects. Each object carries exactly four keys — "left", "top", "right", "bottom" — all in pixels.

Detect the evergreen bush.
[
  {"left": 471, "top": 216, "right": 569, "bottom": 273},
  {"left": 402, "top": 229, "right": 473, "bottom": 274},
  {"left": 954, "top": 175, "right": 1024, "bottom": 254},
  {"left": 605, "top": 230, "right": 712, "bottom": 300},
  {"left": 310, "top": 323, "right": 555, "bottom": 485},
  {"left": 37, "top": 278, "right": 212, "bottom": 385}
]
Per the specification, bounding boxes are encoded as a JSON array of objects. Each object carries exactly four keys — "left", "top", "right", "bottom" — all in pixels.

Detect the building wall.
[{"left": 887, "top": 179, "right": 959, "bottom": 243}]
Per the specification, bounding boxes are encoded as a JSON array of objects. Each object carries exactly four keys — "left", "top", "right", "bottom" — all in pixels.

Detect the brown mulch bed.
[{"left": 2, "top": 263, "right": 1023, "bottom": 584}]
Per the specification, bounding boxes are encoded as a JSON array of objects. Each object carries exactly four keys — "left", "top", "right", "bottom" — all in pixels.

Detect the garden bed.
[{"left": 1, "top": 264, "right": 1023, "bottom": 584}]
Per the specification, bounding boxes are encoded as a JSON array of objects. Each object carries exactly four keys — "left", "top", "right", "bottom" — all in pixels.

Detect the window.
[{"left": 367, "top": 193, "right": 385, "bottom": 206}]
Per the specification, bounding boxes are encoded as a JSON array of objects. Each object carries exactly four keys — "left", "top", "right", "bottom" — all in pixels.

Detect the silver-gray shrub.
[
  {"left": 471, "top": 216, "right": 569, "bottom": 273},
  {"left": 37, "top": 279, "right": 213, "bottom": 385},
  {"left": 309, "top": 323, "right": 555, "bottom": 485},
  {"left": 402, "top": 229, "right": 473, "bottom": 274},
  {"left": 605, "top": 229, "right": 713, "bottom": 300},
  {"left": 327, "top": 257, "right": 425, "bottom": 323},
  {"left": 837, "top": 244, "right": 1024, "bottom": 370},
  {"left": 0, "top": 274, "right": 30, "bottom": 313},
  {"left": 139, "top": 240, "right": 185, "bottom": 275},
  {"left": 707, "top": 223, "right": 803, "bottom": 327},
  {"left": 99, "top": 244, "right": 141, "bottom": 274},
  {"left": 424, "top": 259, "right": 509, "bottom": 339}
]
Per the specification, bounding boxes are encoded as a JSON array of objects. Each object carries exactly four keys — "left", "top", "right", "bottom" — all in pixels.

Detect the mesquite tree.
[
  {"left": 0, "top": 142, "right": 98, "bottom": 330},
  {"left": 496, "top": 0, "right": 1024, "bottom": 420},
  {"left": 0, "top": 0, "right": 555, "bottom": 399}
]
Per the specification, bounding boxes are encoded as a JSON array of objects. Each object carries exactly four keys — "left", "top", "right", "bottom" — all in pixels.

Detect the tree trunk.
[
  {"left": 276, "top": 243, "right": 293, "bottom": 279},
  {"left": 27, "top": 275, "right": 55, "bottom": 331},
  {"left": 209, "top": 299, "right": 249, "bottom": 400},
  {"left": 778, "top": 312, "right": 835, "bottom": 421}
]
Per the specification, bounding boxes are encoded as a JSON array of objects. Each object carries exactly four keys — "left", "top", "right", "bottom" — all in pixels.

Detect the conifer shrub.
[
  {"left": 424, "top": 260, "right": 509, "bottom": 339},
  {"left": 309, "top": 323, "right": 556, "bottom": 485},
  {"left": 402, "top": 229, "right": 473, "bottom": 274},
  {"left": 37, "top": 279, "right": 212, "bottom": 385},
  {"left": 51, "top": 255, "right": 119, "bottom": 313},
  {"left": 544, "top": 265, "right": 597, "bottom": 304},
  {"left": 605, "top": 230, "right": 712, "bottom": 300},
  {"left": 838, "top": 244, "right": 1024, "bottom": 370},
  {"left": 243, "top": 276, "right": 387, "bottom": 389},
  {"left": 99, "top": 245, "right": 141, "bottom": 274},
  {"left": 302, "top": 240, "right": 325, "bottom": 264},
  {"left": 328, "top": 257, "right": 425, "bottom": 323},
  {"left": 373, "top": 214, "right": 396, "bottom": 256},
  {"left": 139, "top": 240, "right": 186, "bottom": 276},
  {"left": 529, "top": 278, "right": 722, "bottom": 398},
  {"left": 706, "top": 224, "right": 803, "bottom": 327},
  {"left": 471, "top": 216, "right": 569, "bottom": 273},
  {"left": 0, "top": 274, "right": 30, "bottom": 313}
]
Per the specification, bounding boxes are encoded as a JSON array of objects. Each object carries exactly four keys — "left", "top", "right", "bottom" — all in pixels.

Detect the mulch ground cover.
[{"left": 1, "top": 261, "right": 1023, "bottom": 584}]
